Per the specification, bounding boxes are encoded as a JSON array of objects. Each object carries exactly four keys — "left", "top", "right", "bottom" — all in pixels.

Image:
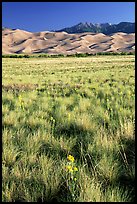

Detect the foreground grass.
[{"left": 2, "top": 56, "right": 135, "bottom": 202}]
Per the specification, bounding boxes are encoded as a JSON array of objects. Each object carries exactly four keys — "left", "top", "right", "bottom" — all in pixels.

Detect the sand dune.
[{"left": 2, "top": 28, "right": 135, "bottom": 54}]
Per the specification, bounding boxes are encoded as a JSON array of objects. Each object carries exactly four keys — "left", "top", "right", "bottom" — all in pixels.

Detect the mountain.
[
  {"left": 2, "top": 27, "right": 13, "bottom": 31},
  {"left": 55, "top": 22, "right": 135, "bottom": 34},
  {"left": 2, "top": 28, "right": 135, "bottom": 55}
]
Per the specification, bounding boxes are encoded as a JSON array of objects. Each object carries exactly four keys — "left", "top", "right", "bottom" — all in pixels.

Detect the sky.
[{"left": 2, "top": 2, "right": 135, "bottom": 32}]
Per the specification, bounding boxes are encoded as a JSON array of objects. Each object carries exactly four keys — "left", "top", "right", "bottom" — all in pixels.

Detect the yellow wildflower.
[
  {"left": 66, "top": 165, "right": 73, "bottom": 172},
  {"left": 74, "top": 177, "right": 77, "bottom": 181},
  {"left": 67, "top": 155, "right": 75, "bottom": 162},
  {"left": 73, "top": 167, "right": 78, "bottom": 171}
]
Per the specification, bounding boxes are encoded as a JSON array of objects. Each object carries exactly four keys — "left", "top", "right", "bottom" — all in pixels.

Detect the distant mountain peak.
[{"left": 56, "top": 22, "right": 135, "bottom": 34}]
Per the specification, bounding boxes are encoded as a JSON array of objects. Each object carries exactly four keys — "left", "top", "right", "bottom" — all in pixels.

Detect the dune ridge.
[{"left": 2, "top": 28, "right": 135, "bottom": 54}]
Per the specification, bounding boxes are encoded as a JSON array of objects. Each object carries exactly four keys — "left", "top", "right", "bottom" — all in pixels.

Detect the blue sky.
[{"left": 2, "top": 2, "right": 135, "bottom": 32}]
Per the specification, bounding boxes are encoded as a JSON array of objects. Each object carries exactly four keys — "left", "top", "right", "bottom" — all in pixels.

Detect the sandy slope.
[{"left": 2, "top": 28, "right": 135, "bottom": 54}]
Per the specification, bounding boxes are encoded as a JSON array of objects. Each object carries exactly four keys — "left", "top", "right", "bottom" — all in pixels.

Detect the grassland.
[{"left": 2, "top": 55, "right": 135, "bottom": 202}]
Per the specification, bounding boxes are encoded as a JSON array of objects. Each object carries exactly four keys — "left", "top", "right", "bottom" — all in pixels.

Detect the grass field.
[{"left": 2, "top": 55, "right": 135, "bottom": 202}]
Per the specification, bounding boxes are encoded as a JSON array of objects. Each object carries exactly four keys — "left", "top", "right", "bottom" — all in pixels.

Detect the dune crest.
[{"left": 2, "top": 28, "right": 135, "bottom": 54}]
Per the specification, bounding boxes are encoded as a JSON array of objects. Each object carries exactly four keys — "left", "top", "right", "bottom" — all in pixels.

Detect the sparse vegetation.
[
  {"left": 2, "top": 55, "right": 135, "bottom": 202},
  {"left": 2, "top": 51, "right": 135, "bottom": 58}
]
